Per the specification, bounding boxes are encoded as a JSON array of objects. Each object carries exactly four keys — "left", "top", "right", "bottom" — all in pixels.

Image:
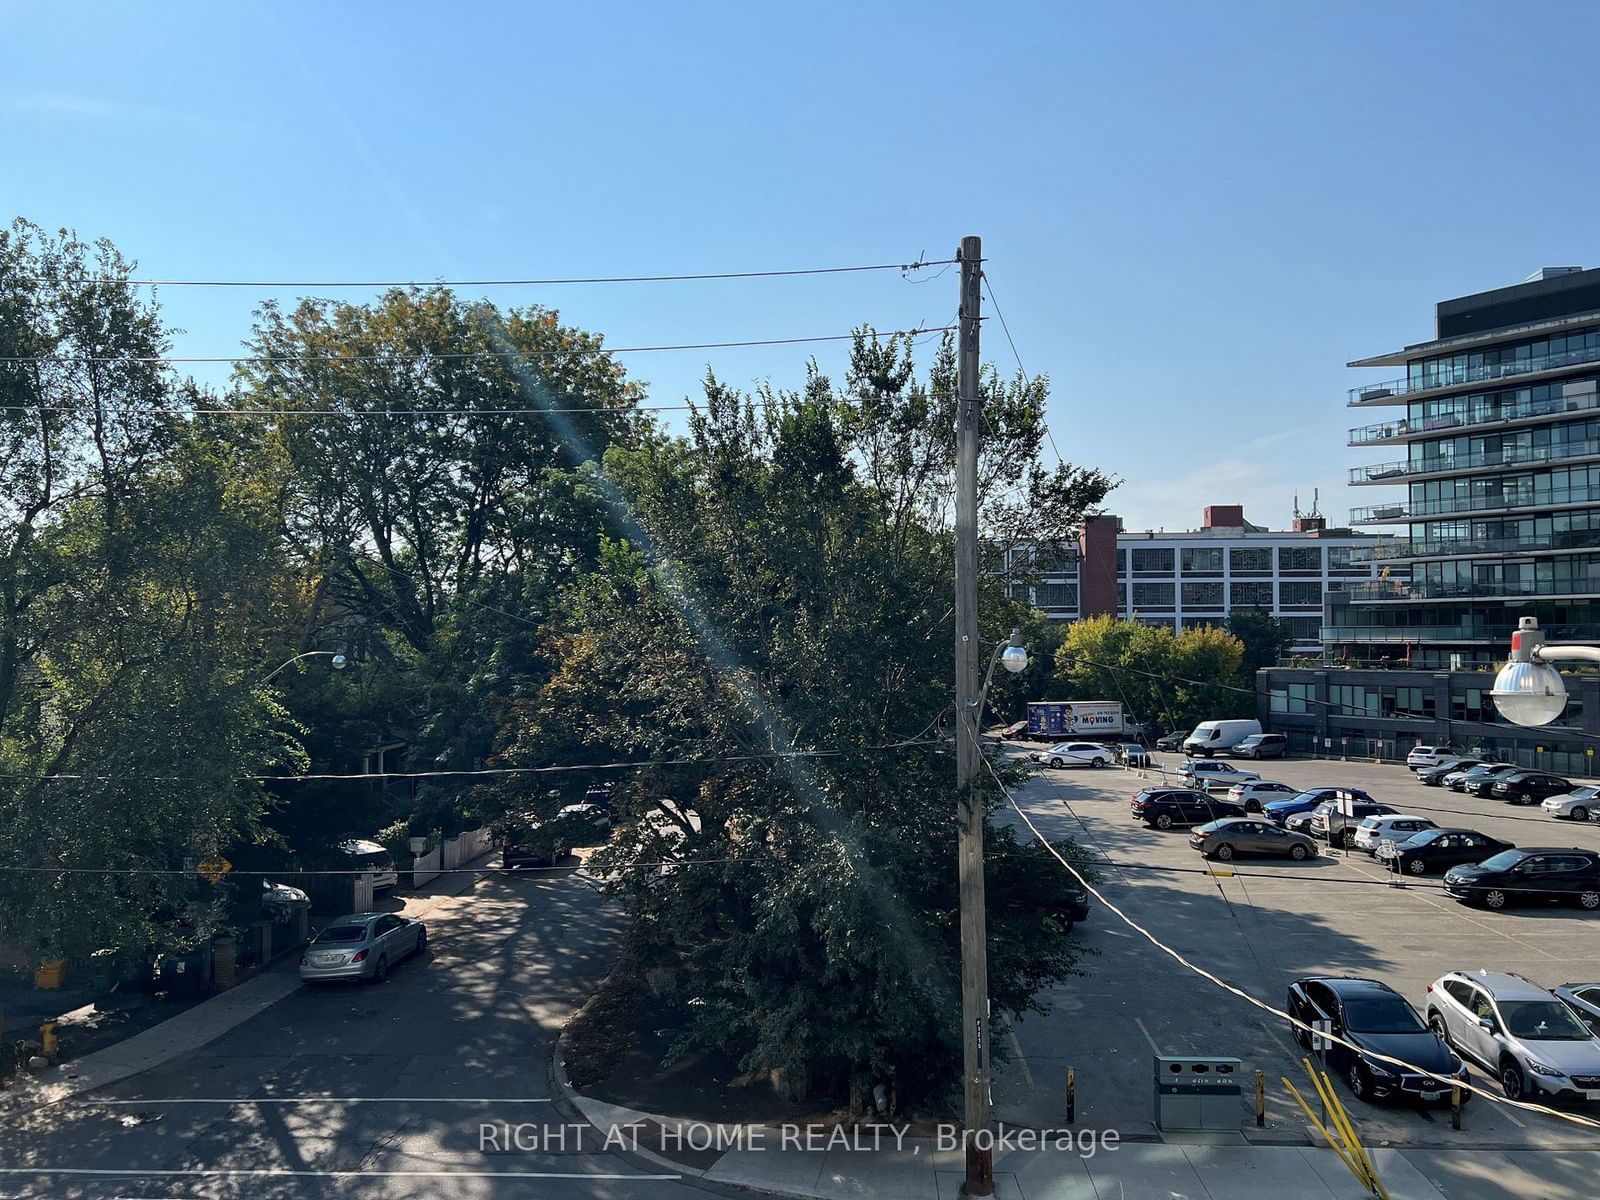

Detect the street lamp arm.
[
  {"left": 259, "top": 650, "right": 347, "bottom": 685},
  {"left": 970, "top": 629, "right": 1028, "bottom": 730},
  {"left": 1533, "top": 644, "right": 1600, "bottom": 668}
]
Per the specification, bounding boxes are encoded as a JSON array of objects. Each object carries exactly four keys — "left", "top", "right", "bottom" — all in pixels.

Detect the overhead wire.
[
  {"left": 0, "top": 326, "right": 954, "bottom": 368},
  {"left": 21, "top": 258, "right": 955, "bottom": 290}
]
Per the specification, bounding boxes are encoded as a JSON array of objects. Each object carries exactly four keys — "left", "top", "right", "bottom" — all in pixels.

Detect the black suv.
[
  {"left": 1458, "top": 762, "right": 1519, "bottom": 796},
  {"left": 1443, "top": 847, "right": 1600, "bottom": 911},
  {"left": 1131, "top": 787, "right": 1246, "bottom": 830},
  {"left": 1488, "top": 771, "right": 1572, "bottom": 806},
  {"left": 1286, "top": 977, "right": 1467, "bottom": 1106}
]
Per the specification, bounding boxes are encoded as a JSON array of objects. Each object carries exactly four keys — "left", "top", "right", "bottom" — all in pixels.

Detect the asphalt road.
[
  {"left": 0, "top": 870, "right": 714, "bottom": 1200},
  {"left": 992, "top": 748, "right": 1600, "bottom": 1150}
]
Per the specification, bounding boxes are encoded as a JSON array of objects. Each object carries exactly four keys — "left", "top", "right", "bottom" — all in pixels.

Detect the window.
[
  {"left": 1131, "top": 547, "right": 1175, "bottom": 574},
  {"left": 1035, "top": 582, "right": 1077, "bottom": 608},
  {"left": 1181, "top": 547, "right": 1223, "bottom": 574},
  {"left": 1231, "top": 581, "right": 1273, "bottom": 607},
  {"left": 1269, "top": 683, "right": 1312, "bottom": 714},
  {"left": 1278, "top": 546, "right": 1322, "bottom": 573},
  {"left": 1230, "top": 547, "right": 1272, "bottom": 574},
  {"left": 1131, "top": 582, "right": 1175, "bottom": 609},
  {"left": 1283, "top": 616, "right": 1321, "bottom": 641},
  {"left": 1182, "top": 581, "right": 1223, "bottom": 608},
  {"left": 1279, "top": 581, "right": 1323, "bottom": 607}
]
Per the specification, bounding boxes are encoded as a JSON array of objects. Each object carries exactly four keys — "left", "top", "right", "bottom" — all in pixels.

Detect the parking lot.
[{"left": 992, "top": 747, "right": 1600, "bottom": 1149}]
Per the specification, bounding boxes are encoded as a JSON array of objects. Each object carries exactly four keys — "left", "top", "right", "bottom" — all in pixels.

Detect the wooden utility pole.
[{"left": 954, "top": 234, "right": 992, "bottom": 1197}]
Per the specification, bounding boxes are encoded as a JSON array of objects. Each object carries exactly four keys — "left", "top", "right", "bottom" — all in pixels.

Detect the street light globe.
[
  {"left": 1000, "top": 644, "right": 1028, "bottom": 675},
  {"left": 1490, "top": 658, "right": 1567, "bottom": 727},
  {"left": 331, "top": 653, "right": 348, "bottom": 671}
]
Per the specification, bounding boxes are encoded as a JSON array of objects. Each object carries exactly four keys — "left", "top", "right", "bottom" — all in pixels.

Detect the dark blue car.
[{"left": 1264, "top": 787, "right": 1375, "bottom": 827}]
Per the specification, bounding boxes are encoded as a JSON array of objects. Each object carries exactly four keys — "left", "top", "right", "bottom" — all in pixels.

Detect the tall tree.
[
  {"left": 0, "top": 221, "right": 294, "bottom": 959},
  {"left": 481, "top": 336, "right": 1113, "bottom": 1107}
]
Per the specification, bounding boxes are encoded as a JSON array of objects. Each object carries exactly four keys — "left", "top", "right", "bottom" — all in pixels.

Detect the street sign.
[{"left": 197, "top": 857, "right": 232, "bottom": 885}]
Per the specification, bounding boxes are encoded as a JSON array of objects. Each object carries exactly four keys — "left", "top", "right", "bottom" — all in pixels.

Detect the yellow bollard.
[
  {"left": 1066, "top": 1066, "right": 1076, "bottom": 1124},
  {"left": 40, "top": 1020, "right": 58, "bottom": 1059}
]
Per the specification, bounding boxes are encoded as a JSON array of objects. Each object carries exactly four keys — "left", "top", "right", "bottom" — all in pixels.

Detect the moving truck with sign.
[{"left": 1025, "top": 700, "right": 1125, "bottom": 740}]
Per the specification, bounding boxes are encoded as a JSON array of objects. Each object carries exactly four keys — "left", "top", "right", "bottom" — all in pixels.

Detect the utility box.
[{"left": 1153, "top": 1056, "right": 1243, "bottom": 1130}]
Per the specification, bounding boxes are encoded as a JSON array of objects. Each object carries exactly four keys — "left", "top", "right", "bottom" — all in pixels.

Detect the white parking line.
[
  {"left": 1008, "top": 1028, "right": 1036, "bottom": 1089},
  {"left": 1133, "top": 1016, "right": 1163, "bottom": 1055}
]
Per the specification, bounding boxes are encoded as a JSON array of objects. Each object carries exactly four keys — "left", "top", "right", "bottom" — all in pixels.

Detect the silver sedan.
[
  {"left": 300, "top": 912, "right": 426, "bottom": 984},
  {"left": 1190, "top": 817, "right": 1317, "bottom": 862}
]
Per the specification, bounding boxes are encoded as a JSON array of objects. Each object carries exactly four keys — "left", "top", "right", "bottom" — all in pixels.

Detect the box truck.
[{"left": 1026, "top": 700, "right": 1126, "bottom": 740}]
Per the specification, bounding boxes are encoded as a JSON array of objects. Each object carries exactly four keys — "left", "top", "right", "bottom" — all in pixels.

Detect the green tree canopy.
[{"left": 1055, "top": 616, "right": 1251, "bottom": 733}]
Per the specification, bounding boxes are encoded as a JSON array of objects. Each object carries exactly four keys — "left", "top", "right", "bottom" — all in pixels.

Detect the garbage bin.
[{"left": 1154, "top": 1056, "right": 1244, "bottom": 1130}]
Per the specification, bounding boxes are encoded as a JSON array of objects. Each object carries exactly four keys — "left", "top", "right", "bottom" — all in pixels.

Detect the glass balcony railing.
[
  {"left": 1323, "top": 621, "right": 1600, "bottom": 645},
  {"left": 1357, "top": 531, "right": 1600, "bottom": 560},
  {"left": 1348, "top": 344, "right": 1600, "bottom": 404},
  {"left": 1344, "top": 575, "right": 1600, "bottom": 603},
  {"left": 1351, "top": 484, "right": 1600, "bottom": 523},
  {"left": 1347, "top": 384, "right": 1600, "bottom": 446},
  {"left": 1349, "top": 439, "right": 1600, "bottom": 483}
]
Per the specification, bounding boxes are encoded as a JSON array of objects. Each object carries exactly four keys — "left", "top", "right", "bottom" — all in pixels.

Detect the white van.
[{"left": 1181, "top": 719, "right": 1263, "bottom": 758}]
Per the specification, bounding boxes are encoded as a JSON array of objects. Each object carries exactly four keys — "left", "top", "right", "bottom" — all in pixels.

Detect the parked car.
[
  {"left": 1263, "top": 787, "right": 1375, "bottom": 827},
  {"left": 1555, "top": 983, "right": 1600, "bottom": 1037},
  {"left": 1352, "top": 813, "right": 1437, "bottom": 855},
  {"left": 1051, "top": 882, "right": 1092, "bottom": 932},
  {"left": 333, "top": 838, "right": 398, "bottom": 892},
  {"left": 1131, "top": 787, "right": 1246, "bottom": 830},
  {"left": 1443, "top": 847, "right": 1600, "bottom": 911},
  {"left": 1543, "top": 785, "right": 1600, "bottom": 822},
  {"left": 1031, "top": 741, "right": 1115, "bottom": 768},
  {"left": 1229, "top": 733, "right": 1287, "bottom": 760},
  {"left": 1406, "top": 745, "right": 1461, "bottom": 772},
  {"left": 1285, "top": 802, "right": 1333, "bottom": 836},
  {"left": 1180, "top": 760, "right": 1260, "bottom": 791},
  {"left": 1190, "top": 817, "right": 1316, "bottom": 861},
  {"left": 1114, "top": 742, "right": 1152, "bottom": 768},
  {"left": 500, "top": 804, "right": 609, "bottom": 869},
  {"left": 1227, "top": 780, "right": 1299, "bottom": 813},
  {"left": 1425, "top": 970, "right": 1600, "bottom": 1102},
  {"left": 300, "top": 912, "right": 426, "bottom": 984},
  {"left": 1289, "top": 977, "right": 1467, "bottom": 1105},
  {"left": 1489, "top": 771, "right": 1573, "bottom": 806},
  {"left": 1155, "top": 732, "right": 1186, "bottom": 753},
  {"left": 1377, "top": 828, "right": 1516, "bottom": 876},
  {"left": 1312, "top": 801, "right": 1398, "bottom": 848},
  {"left": 1181, "top": 718, "right": 1262, "bottom": 758},
  {"left": 1456, "top": 762, "right": 1520, "bottom": 795},
  {"left": 1418, "top": 757, "right": 1489, "bottom": 787}
]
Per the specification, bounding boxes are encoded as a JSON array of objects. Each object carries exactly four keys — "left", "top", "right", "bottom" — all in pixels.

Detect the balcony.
[
  {"left": 1347, "top": 383, "right": 1600, "bottom": 446},
  {"left": 1351, "top": 484, "right": 1600, "bottom": 524},
  {"left": 1349, "top": 439, "right": 1600, "bottom": 484},
  {"left": 1358, "top": 531, "right": 1600, "bottom": 561},
  {"left": 1348, "top": 343, "right": 1600, "bottom": 406},
  {"left": 1323, "top": 620, "right": 1600, "bottom": 646},
  {"left": 1344, "top": 575, "right": 1600, "bottom": 603}
]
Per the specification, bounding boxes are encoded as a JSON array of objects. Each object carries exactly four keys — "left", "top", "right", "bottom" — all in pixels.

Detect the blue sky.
[{"left": 7, "top": 1, "right": 1600, "bottom": 531}]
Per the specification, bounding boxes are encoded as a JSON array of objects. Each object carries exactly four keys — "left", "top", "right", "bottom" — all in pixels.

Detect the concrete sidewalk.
[
  {"left": 555, "top": 1072, "right": 1591, "bottom": 1199},
  {"left": 0, "top": 848, "right": 500, "bottom": 1119}
]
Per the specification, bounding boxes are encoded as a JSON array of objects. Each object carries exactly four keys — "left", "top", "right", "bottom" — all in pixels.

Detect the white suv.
[
  {"left": 1425, "top": 970, "right": 1600, "bottom": 1102},
  {"left": 1180, "top": 760, "right": 1260, "bottom": 791},
  {"left": 1407, "top": 745, "right": 1459, "bottom": 771},
  {"left": 1352, "top": 813, "right": 1437, "bottom": 854}
]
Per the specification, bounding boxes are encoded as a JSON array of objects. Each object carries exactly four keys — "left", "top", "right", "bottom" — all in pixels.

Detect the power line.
[
  {"left": 0, "top": 739, "right": 944, "bottom": 785},
  {"left": 0, "top": 325, "right": 954, "bottom": 368},
  {"left": 985, "top": 750, "right": 1600, "bottom": 1132},
  {"left": 981, "top": 271, "right": 1064, "bottom": 469},
  {"left": 22, "top": 259, "right": 956, "bottom": 290}
]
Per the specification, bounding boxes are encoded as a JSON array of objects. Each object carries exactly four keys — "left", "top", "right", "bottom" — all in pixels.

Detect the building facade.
[
  {"left": 1262, "top": 266, "right": 1600, "bottom": 771},
  {"left": 1004, "top": 505, "right": 1376, "bottom": 653},
  {"left": 1332, "top": 266, "right": 1600, "bottom": 669}
]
